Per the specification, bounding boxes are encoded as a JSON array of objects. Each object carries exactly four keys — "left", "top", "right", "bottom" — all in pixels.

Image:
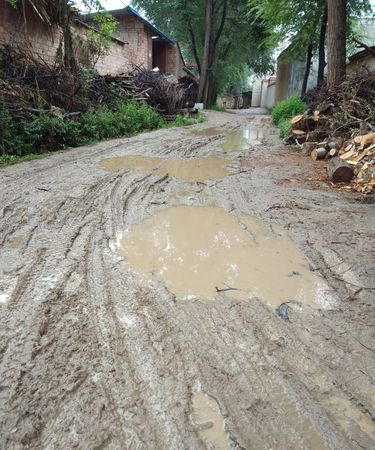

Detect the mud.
[
  {"left": 0, "top": 111, "right": 374, "bottom": 450},
  {"left": 192, "top": 391, "right": 230, "bottom": 450},
  {"left": 120, "top": 205, "right": 334, "bottom": 308},
  {"left": 101, "top": 155, "right": 231, "bottom": 181}
]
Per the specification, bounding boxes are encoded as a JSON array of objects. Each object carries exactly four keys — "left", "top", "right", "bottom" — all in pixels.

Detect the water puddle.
[
  {"left": 221, "top": 128, "right": 264, "bottom": 152},
  {"left": 119, "top": 206, "right": 335, "bottom": 308},
  {"left": 100, "top": 155, "right": 230, "bottom": 182},
  {"left": 185, "top": 127, "right": 222, "bottom": 137},
  {"left": 192, "top": 391, "right": 230, "bottom": 450},
  {"left": 100, "top": 155, "right": 161, "bottom": 173}
]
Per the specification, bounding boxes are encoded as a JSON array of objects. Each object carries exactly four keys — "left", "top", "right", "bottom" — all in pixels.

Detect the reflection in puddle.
[
  {"left": 119, "top": 206, "right": 335, "bottom": 308},
  {"left": 221, "top": 128, "right": 264, "bottom": 151},
  {"left": 100, "top": 155, "right": 230, "bottom": 182},
  {"left": 192, "top": 391, "right": 230, "bottom": 450}
]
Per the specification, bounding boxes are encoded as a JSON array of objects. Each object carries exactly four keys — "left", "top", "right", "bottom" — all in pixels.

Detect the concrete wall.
[
  {"left": 253, "top": 77, "right": 276, "bottom": 110},
  {"left": 251, "top": 80, "right": 262, "bottom": 107}
]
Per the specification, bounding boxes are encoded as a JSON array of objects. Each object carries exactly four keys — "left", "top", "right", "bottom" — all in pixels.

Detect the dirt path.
[{"left": 0, "top": 111, "right": 374, "bottom": 450}]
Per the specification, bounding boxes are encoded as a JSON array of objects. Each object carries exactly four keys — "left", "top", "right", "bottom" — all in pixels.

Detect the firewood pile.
[{"left": 287, "top": 72, "right": 375, "bottom": 194}]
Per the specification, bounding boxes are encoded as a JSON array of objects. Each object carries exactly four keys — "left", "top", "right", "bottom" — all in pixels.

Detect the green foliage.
[
  {"left": 132, "top": 0, "right": 274, "bottom": 98},
  {"left": 170, "top": 112, "right": 206, "bottom": 126},
  {"left": 208, "top": 104, "right": 226, "bottom": 112},
  {"left": 5, "top": 0, "right": 17, "bottom": 7},
  {"left": 83, "top": 11, "right": 118, "bottom": 67},
  {"left": 248, "top": 0, "right": 373, "bottom": 62},
  {"left": 271, "top": 95, "right": 307, "bottom": 125},
  {"left": 0, "top": 100, "right": 167, "bottom": 157},
  {"left": 0, "top": 153, "right": 47, "bottom": 166},
  {"left": 198, "top": 112, "right": 206, "bottom": 123},
  {"left": 278, "top": 118, "right": 292, "bottom": 138},
  {"left": 0, "top": 100, "right": 204, "bottom": 162},
  {"left": 171, "top": 115, "right": 196, "bottom": 126}
]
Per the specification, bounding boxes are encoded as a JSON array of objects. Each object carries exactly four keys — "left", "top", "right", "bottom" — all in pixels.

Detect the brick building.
[{"left": 0, "top": 1, "right": 185, "bottom": 77}]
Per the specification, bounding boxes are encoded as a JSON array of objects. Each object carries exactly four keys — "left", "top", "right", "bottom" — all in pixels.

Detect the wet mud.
[
  {"left": 0, "top": 112, "right": 374, "bottom": 450},
  {"left": 120, "top": 205, "right": 334, "bottom": 308},
  {"left": 101, "top": 155, "right": 231, "bottom": 182}
]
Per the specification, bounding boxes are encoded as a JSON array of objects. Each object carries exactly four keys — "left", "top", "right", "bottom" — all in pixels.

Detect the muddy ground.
[{"left": 0, "top": 111, "right": 374, "bottom": 450}]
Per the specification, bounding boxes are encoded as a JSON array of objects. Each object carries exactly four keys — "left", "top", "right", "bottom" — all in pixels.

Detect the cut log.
[
  {"left": 291, "top": 114, "right": 316, "bottom": 131},
  {"left": 291, "top": 114, "right": 304, "bottom": 128},
  {"left": 329, "top": 148, "right": 339, "bottom": 157},
  {"left": 292, "top": 129, "right": 306, "bottom": 136},
  {"left": 311, "top": 147, "right": 327, "bottom": 160},
  {"left": 328, "top": 139, "right": 340, "bottom": 150},
  {"left": 327, "top": 157, "right": 354, "bottom": 183},
  {"left": 301, "top": 141, "right": 317, "bottom": 156}
]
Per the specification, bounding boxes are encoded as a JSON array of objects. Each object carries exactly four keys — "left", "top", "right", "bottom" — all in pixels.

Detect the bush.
[
  {"left": 208, "top": 104, "right": 226, "bottom": 112},
  {"left": 271, "top": 95, "right": 307, "bottom": 125},
  {"left": 0, "top": 100, "right": 184, "bottom": 160},
  {"left": 278, "top": 118, "right": 292, "bottom": 138}
]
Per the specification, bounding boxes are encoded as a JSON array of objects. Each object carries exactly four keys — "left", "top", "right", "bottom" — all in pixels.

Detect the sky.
[
  {"left": 78, "top": 0, "right": 375, "bottom": 14},
  {"left": 75, "top": 0, "right": 129, "bottom": 11}
]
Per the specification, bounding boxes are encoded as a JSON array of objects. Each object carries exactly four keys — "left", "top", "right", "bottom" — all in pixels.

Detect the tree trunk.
[
  {"left": 327, "top": 0, "right": 347, "bottom": 88},
  {"left": 188, "top": 22, "right": 201, "bottom": 74},
  {"left": 61, "top": 0, "right": 76, "bottom": 71},
  {"left": 301, "top": 43, "right": 313, "bottom": 96},
  {"left": 198, "top": 0, "right": 213, "bottom": 104},
  {"left": 317, "top": 6, "right": 328, "bottom": 87}
]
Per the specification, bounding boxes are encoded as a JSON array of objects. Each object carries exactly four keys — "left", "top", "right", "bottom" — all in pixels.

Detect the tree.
[
  {"left": 249, "top": 0, "right": 372, "bottom": 93},
  {"left": 132, "top": 0, "right": 273, "bottom": 106},
  {"left": 327, "top": 0, "right": 347, "bottom": 87}
]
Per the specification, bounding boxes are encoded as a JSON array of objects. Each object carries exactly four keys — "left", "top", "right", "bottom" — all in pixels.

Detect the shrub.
[
  {"left": 271, "top": 95, "right": 307, "bottom": 125},
  {"left": 0, "top": 100, "right": 168, "bottom": 159},
  {"left": 278, "top": 118, "right": 292, "bottom": 138},
  {"left": 208, "top": 104, "right": 226, "bottom": 112}
]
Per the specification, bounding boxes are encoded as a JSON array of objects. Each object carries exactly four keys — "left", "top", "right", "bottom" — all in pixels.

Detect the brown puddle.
[
  {"left": 221, "top": 128, "right": 264, "bottom": 151},
  {"left": 100, "top": 155, "right": 230, "bottom": 182},
  {"left": 192, "top": 391, "right": 230, "bottom": 450},
  {"left": 119, "top": 206, "right": 335, "bottom": 308},
  {"left": 185, "top": 127, "right": 222, "bottom": 137}
]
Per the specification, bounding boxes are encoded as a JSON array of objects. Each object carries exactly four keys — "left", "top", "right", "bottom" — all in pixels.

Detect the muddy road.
[{"left": 0, "top": 111, "right": 374, "bottom": 450}]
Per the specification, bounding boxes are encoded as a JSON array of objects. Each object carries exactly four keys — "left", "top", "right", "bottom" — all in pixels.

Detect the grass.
[
  {"left": 0, "top": 153, "right": 48, "bottom": 167},
  {"left": 208, "top": 104, "right": 226, "bottom": 112},
  {"left": 0, "top": 103, "right": 207, "bottom": 168},
  {"left": 271, "top": 94, "right": 307, "bottom": 138}
]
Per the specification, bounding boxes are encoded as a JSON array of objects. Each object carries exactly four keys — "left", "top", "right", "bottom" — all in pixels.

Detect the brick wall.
[
  {"left": 165, "top": 43, "right": 185, "bottom": 78},
  {"left": 0, "top": 1, "right": 180, "bottom": 76}
]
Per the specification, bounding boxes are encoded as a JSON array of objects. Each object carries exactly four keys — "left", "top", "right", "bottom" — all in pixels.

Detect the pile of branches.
[
  {"left": 304, "top": 71, "right": 375, "bottom": 135},
  {"left": 287, "top": 71, "right": 375, "bottom": 194},
  {"left": 0, "top": 44, "right": 90, "bottom": 114},
  {"left": 0, "top": 44, "right": 198, "bottom": 118},
  {"left": 132, "top": 66, "right": 186, "bottom": 116}
]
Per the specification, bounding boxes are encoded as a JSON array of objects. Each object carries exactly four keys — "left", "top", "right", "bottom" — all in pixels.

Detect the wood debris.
[{"left": 286, "top": 72, "right": 375, "bottom": 194}]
